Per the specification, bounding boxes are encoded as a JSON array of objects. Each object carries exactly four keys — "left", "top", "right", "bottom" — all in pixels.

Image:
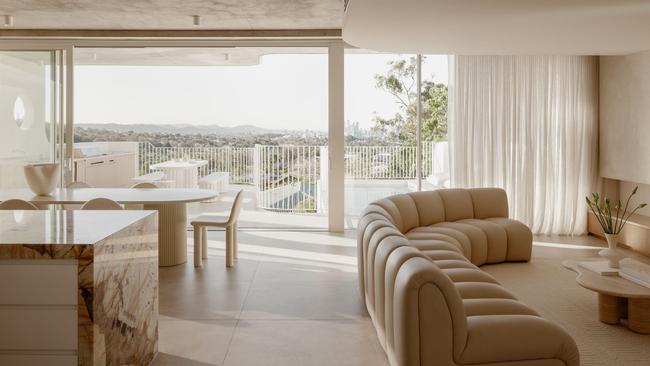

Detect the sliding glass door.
[
  {"left": 0, "top": 49, "right": 67, "bottom": 190},
  {"left": 343, "top": 51, "right": 449, "bottom": 228},
  {"left": 73, "top": 46, "right": 328, "bottom": 229}
]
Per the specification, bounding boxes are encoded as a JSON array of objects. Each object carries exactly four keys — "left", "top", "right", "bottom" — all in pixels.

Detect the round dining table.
[
  {"left": 0, "top": 188, "right": 218, "bottom": 266},
  {"left": 150, "top": 160, "right": 209, "bottom": 188}
]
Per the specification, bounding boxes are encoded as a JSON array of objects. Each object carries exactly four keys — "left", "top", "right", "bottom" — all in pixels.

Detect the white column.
[
  {"left": 319, "top": 146, "right": 329, "bottom": 213},
  {"left": 416, "top": 54, "right": 422, "bottom": 191},
  {"left": 328, "top": 41, "right": 345, "bottom": 232},
  {"left": 65, "top": 46, "right": 74, "bottom": 186}
]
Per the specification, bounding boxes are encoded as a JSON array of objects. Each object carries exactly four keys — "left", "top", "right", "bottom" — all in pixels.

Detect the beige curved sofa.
[{"left": 358, "top": 188, "right": 579, "bottom": 366}]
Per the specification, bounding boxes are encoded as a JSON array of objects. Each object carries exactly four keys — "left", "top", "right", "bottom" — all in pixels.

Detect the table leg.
[
  {"left": 628, "top": 298, "right": 650, "bottom": 334},
  {"left": 145, "top": 202, "right": 187, "bottom": 267},
  {"left": 598, "top": 294, "right": 626, "bottom": 324},
  {"left": 193, "top": 224, "right": 202, "bottom": 268}
]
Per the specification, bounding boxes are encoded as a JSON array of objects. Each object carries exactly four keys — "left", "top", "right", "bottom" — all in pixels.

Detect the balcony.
[{"left": 73, "top": 141, "right": 448, "bottom": 228}]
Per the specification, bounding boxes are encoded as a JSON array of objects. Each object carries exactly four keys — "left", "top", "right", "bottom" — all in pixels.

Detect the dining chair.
[
  {"left": 64, "top": 181, "right": 93, "bottom": 209},
  {"left": 125, "top": 182, "right": 158, "bottom": 210},
  {"left": 0, "top": 199, "right": 39, "bottom": 210},
  {"left": 191, "top": 190, "right": 244, "bottom": 268},
  {"left": 81, "top": 198, "right": 123, "bottom": 210},
  {"left": 131, "top": 182, "right": 158, "bottom": 188},
  {"left": 66, "top": 181, "right": 92, "bottom": 188}
]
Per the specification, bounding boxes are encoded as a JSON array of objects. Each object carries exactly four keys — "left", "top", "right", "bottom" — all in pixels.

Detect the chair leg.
[
  {"left": 201, "top": 226, "right": 208, "bottom": 260},
  {"left": 193, "top": 225, "right": 202, "bottom": 267},
  {"left": 225, "top": 227, "right": 234, "bottom": 268},
  {"left": 233, "top": 223, "right": 238, "bottom": 259}
]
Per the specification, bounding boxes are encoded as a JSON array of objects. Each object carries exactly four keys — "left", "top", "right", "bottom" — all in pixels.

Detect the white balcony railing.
[{"left": 138, "top": 142, "right": 445, "bottom": 213}]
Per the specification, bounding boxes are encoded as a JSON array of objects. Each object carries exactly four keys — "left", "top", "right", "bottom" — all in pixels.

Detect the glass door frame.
[
  {"left": 0, "top": 41, "right": 73, "bottom": 187},
  {"left": 0, "top": 38, "right": 346, "bottom": 232}
]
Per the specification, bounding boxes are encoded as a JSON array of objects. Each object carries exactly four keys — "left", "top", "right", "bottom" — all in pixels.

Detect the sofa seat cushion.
[
  {"left": 456, "top": 219, "right": 508, "bottom": 264},
  {"left": 463, "top": 298, "right": 539, "bottom": 317},
  {"left": 485, "top": 217, "right": 534, "bottom": 261},
  {"left": 461, "top": 315, "right": 580, "bottom": 365},
  {"left": 430, "top": 259, "right": 477, "bottom": 269},
  {"left": 409, "top": 240, "right": 465, "bottom": 255},
  {"left": 455, "top": 282, "right": 517, "bottom": 300},
  {"left": 442, "top": 268, "right": 499, "bottom": 284},
  {"left": 406, "top": 227, "right": 471, "bottom": 259},
  {"left": 432, "top": 222, "right": 489, "bottom": 265},
  {"left": 420, "top": 250, "right": 468, "bottom": 262}
]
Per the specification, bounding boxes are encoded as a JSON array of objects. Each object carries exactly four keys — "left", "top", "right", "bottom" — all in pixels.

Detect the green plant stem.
[
  {"left": 589, "top": 202, "right": 610, "bottom": 233},
  {"left": 614, "top": 201, "right": 622, "bottom": 234},
  {"left": 619, "top": 192, "right": 634, "bottom": 233},
  {"left": 595, "top": 202, "right": 612, "bottom": 233},
  {"left": 606, "top": 201, "right": 613, "bottom": 233},
  {"left": 618, "top": 206, "right": 642, "bottom": 233}
]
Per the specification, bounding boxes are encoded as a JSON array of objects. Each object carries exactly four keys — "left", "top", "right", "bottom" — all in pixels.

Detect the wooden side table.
[{"left": 563, "top": 259, "right": 650, "bottom": 334}]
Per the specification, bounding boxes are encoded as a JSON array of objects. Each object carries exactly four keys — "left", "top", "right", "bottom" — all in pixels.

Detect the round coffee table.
[{"left": 563, "top": 259, "right": 650, "bottom": 334}]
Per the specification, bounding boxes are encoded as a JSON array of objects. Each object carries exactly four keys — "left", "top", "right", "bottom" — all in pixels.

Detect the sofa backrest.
[
  {"left": 469, "top": 187, "right": 509, "bottom": 219},
  {"left": 365, "top": 188, "right": 509, "bottom": 234}
]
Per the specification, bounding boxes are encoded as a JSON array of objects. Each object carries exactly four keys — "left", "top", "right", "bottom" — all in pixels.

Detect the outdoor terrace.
[{"left": 75, "top": 141, "right": 449, "bottom": 228}]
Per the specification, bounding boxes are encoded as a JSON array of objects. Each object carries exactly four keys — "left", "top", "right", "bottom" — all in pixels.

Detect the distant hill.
[{"left": 75, "top": 123, "right": 283, "bottom": 136}]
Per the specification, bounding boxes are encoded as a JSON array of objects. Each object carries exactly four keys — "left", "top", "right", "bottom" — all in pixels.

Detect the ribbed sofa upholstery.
[{"left": 357, "top": 188, "right": 579, "bottom": 366}]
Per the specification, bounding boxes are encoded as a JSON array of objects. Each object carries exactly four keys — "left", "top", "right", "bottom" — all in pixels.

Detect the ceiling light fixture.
[
  {"left": 3, "top": 15, "right": 13, "bottom": 27},
  {"left": 192, "top": 15, "right": 201, "bottom": 26}
]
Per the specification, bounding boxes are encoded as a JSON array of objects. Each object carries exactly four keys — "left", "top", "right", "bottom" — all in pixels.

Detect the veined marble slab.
[{"left": 0, "top": 209, "right": 159, "bottom": 366}]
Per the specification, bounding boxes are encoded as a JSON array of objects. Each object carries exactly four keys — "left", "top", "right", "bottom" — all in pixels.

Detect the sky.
[{"left": 74, "top": 53, "right": 448, "bottom": 132}]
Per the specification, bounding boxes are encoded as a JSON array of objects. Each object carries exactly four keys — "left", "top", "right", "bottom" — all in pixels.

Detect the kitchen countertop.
[
  {"left": 0, "top": 209, "right": 156, "bottom": 245},
  {"left": 0, "top": 208, "right": 159, "bottom": 365}
]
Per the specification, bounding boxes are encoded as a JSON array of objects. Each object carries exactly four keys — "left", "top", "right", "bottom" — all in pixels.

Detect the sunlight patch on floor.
[
  {"left": 533, "top": 241, "right": 602, "bottom": 250},
  {"left": 243, "top": 230, "right": 356, "bottom": 247}
]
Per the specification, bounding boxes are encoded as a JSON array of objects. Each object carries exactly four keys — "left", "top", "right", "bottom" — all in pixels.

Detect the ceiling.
[
  {"left": 343, "top": 0, "right": 650, "bottom": 55},
  {"left": 73, "top": 47, "right": 329, "bottom": 66},
  {"left": 0, "top": 0, "right": 343, "bottom": 29}
]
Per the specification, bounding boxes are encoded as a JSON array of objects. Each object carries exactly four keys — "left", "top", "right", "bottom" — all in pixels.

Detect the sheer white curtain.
[{"left": 449, "top": 56, "right": 598, "bottom": 235}]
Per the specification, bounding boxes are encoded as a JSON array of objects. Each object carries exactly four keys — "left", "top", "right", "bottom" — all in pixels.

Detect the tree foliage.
[{"left": 372, "top": 56, "right": 448, "bottom": 144}]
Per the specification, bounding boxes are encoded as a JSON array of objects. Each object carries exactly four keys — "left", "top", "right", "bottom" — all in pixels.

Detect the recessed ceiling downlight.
[{"left": 3, "top": 15, "right": 13, "bottom": 27}]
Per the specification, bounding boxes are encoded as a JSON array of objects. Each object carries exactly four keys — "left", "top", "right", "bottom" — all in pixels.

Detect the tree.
[{"left": 372, "top": 56, "right": 448, "bottom": 144}]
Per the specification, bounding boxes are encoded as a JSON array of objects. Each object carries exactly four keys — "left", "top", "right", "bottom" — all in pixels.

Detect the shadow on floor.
[{"left": 152, "top": 353, "right": 216, "bottom": 366}]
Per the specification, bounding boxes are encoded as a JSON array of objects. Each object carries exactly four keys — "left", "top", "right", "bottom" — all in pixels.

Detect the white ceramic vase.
[
  {"left": 24, "top": 163, "right": 60, "bottom": 196},
  {"left": 600, "top": 233, "right": 624, "bottom": 269}
]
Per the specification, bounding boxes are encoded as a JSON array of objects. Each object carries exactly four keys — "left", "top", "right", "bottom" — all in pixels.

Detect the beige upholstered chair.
[
  {"left": 191, "top": 190, "right": 244, "bottom": 268},
  {"left": 358, "top": 188, "right": 579, "bottom": 366},
  {"left": 81, "top": 198, "right": 123, "bottom": 210},
  {"left": 125, "top": 182, "right": 158, "bottom": 210},
  {"left": 66, "top": 181, "right": 92, "bottom": 188},
  {"left": 64, "top": 181, "right": 93, "bottom": 209},
  {"left": 128, "top": 182, "right": 157, "bottom": 208},
  {"left": 0, "top": 199, "right": 39, "bottom": 210},
  {"left": 131, "top": 182, "right": 158, "bottom": 189}
]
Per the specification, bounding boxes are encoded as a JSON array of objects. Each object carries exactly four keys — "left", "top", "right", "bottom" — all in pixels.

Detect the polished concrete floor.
[
  {"left": 152, "top": 230, "right": 650, "bottom": 366},
  {"left": 186, "top": 186, "right": 328, "bottom": 231},
  {"left": 153, "top": 229, "right": 384, "bottom": 366}
]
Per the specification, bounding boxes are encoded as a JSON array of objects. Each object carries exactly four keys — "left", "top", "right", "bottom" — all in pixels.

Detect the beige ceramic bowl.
[{"left": 24, "top": 163, "right": 60, "bottom": 196}]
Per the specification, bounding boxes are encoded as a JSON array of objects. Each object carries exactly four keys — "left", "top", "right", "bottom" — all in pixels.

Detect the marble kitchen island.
[{"left": 0, "top": 209, "right": 159, "bottom": 366}]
